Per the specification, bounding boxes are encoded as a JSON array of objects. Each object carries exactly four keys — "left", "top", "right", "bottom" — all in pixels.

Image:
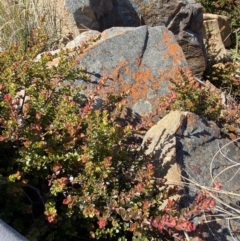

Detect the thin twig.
[{"left": 26, "top": 184, "right": 45, "bottom": 206}]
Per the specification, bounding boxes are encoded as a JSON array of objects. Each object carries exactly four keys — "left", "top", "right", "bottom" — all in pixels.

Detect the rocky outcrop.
[
  {"left": 142, "top": 110, "right": 240, "bottom": 241},
  {"left": 142, "top": 110, "right": 221, "bottom": 201},
  {"left": 73, "top": 26, "right": 187, "bottom": 116},
  {"left": 202, "top": 13, "right": 231, "bottom": 60},
  {"left": 65, "top": 0, "right": 206, "bottom": 77}
]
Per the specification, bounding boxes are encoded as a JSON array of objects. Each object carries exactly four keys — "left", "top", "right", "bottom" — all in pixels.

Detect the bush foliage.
[
  {"left": 0, "top": 1, "right": 239, "bottom": 241},
  {"left": 158, "top": 68, "right": 240, "bottom": 139},
  {"left": 0, "top": 27, "right": 217, "bottom": 241}
]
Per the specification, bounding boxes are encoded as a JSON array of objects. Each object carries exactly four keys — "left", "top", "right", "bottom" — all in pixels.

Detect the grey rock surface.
[
  {"left": 142, "top": 111, "right": 240, "bottom": 241},
  {"left": 180, "top": 117, "right": 240, "bottom": 241},
  {"left": 0, "top": 220, "right": 28, "bottom": 241},
  {"left": 65, "top": 0, "right": 206, "bottom": 77},
  {"left": 74, "top": 26, "right": 188, "bottom": 116}
]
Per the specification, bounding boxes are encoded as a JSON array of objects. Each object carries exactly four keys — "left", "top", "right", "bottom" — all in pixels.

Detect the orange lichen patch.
[
  {"left": 158, "top": 69, "right": 170, "bottom": 81},
  {"left": 95, "top": 58, "right": 179, "bottom": 114},
  {"left": 130, "top": 69, "right": 153, "bottom": 99},
  {"left": 78, "top": 47, "right": 183, "bottom": 115},
  {"left": 168, "top": 43, "right": 184, "bottom": 59},
  {"left": 162, "top": 28, "right": 175, "bottom": 45},
  {"left": 107, "top": 59, "right": 160, "bottom": 102},
  {"left": 185, "top": 112, "right": 198, "bottom": 126},
  {"left": 163, "top": 51, "right": 170, "bottom": 60},
  {"left": 161, "top": 29, "right": 186, "bottom": 64},
  {"left": 108, "top": 60, "right": 149, "bottom": 101}
]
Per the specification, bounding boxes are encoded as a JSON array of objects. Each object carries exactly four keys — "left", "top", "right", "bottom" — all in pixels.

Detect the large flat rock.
[{"left": 75, "top": 26, "right": 187, "bottom": 116}]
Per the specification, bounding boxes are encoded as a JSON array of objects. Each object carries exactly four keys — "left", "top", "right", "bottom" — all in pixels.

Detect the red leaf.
[
  {"left": 63, "top": 196, "right": 73, "bottom": 205},
  {"left": 199, "top": 198, "right": 215, "bottom": 211},
  {"left": 162, "top": 215, "right": 177, "bottom": 228},
  {"left": 195, "top": 192, "right": 204, "bottom": 203},
  {"left": 4, "top": 94, "right": 11, "bottom": 102},
  {"left": 176, "top": 220, "right": 196, "bottom": 232},
  {"left": 97, "top": 218, "right": 107, "bottom": 229}
]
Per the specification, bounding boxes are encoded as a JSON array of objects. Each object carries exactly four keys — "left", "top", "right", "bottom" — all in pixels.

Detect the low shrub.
[
  {"left": 159, "top": 68, "right": 223, "bottom": 121},
  {"left": 159, "top": 68, "right": 240, "bottom": 139},
  {"left": 0, "top": 27, "right": 216, "bottom": 241},
  {"left": 205, "top": 62, "right": 240, "bottom": 96}
]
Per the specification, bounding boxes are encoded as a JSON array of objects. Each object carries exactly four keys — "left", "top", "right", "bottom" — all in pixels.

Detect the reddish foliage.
[
  {"left": 97, "top": 218, "right": 107, "bottom": 229},
  {"left": 46, "top": 213, "right": 57, "bottom": 223},
  {"left": 152, "top": 192, "right": 215, "bottom": 237},
  {"left": 175, "top": 220, "right": 196, "bottom": 232},
  {"left": 152, "top": 215, "right": 177, "bottom": 231},
  {"left": 63, "top": 195, "right": 73, "bottom": 205},
  {"left": 4, "top": 94, "right": 12, "bottom": 102}
]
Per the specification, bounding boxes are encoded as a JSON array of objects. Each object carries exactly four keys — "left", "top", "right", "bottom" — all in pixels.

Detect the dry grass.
[{"left": 0, "top": 0, "right": 65, "bottom": 50}]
